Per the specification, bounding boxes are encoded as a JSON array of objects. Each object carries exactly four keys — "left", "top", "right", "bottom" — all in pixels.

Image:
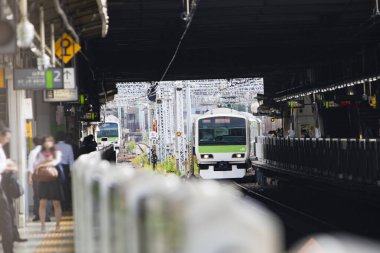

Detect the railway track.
[{"left": 234, "top": 183, "right": 340, "bottom": 248}]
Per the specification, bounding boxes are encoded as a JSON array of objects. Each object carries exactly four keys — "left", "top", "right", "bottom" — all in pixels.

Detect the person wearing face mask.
[{"left": 32, "top": 136, "right": 63, "bottom": 232}]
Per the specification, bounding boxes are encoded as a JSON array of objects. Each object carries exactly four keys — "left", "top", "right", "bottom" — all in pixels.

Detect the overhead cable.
[{"left": 159, "top": 0, "right": 201, "bottom": 82}]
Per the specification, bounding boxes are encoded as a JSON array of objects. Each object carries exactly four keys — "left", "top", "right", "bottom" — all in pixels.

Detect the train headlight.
[
  {"left": 201, "top": 154, "right": 213, "bottom": 159},
  {"left": 232, "top": 153, "right": 245, "bottom": 158}
]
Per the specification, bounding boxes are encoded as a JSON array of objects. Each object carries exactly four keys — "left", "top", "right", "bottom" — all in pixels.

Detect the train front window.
[
  {"left": 97, "top": 123, "right": 119, "bottom": 138},
  {"left": 199, "top": 117, "right": 246, "bottom": 145}
]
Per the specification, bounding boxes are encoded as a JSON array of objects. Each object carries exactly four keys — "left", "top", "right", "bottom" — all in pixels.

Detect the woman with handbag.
[{"left": 33, "top": 136, "right": 63, "bottom": 232}]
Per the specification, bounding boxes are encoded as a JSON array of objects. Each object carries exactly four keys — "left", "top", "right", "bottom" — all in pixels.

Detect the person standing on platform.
[
  {"left": 79, "top": 135, "right": 97, "bottom": 156},
  {"left": 28, "top": 136, "right": 42, "bottom": 221},
  {"left": 151, "top": 148, "right": 158, "bottom": 171},
  {"left": 55, "top": 132, "right": 74, "bottom": 211},
  {"left": 0, "top": 124, "right": 27, "bottom": 253},
  {"left": 33, "top": 136, "right": 63, "bottom": 232},
  {"left": 28, "top": 137, "right": 51, "bottom": 222},
  {"left": 287, "top": 129, "right": 295, "bottom": 138},
  {"left": 65, "top": 133, "right": 79, "bottom": 160},
  {"left": 301, "top": 129, "right": 311, "bottom": 138}
]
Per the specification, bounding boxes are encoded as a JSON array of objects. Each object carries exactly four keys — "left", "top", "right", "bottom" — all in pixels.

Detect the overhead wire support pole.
[
  {"left": 174, "top": 82, "right": 186, "bottom": 175},
  {"left": 51, "top": 24, "right": 55, "bottom": 67},
  {"left": 40, "top": 6, "right": 45, "bottom": 60},
  {"left": 186, "top": 84, "right": 194, "bottom": 176},
  {"left": 186, "top": 0, "right": 190, "bottom": 16}
]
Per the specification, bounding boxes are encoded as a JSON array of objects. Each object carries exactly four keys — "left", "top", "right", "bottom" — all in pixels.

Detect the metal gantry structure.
[
  {"left": 110, "top": 78, "right": 264, "bottom": 175},
  {"left": 174, "top": 81, "right": 187, "bottom": 174},
  {"left": 156, "top": 83, "right": 175, "bottom": 162}
]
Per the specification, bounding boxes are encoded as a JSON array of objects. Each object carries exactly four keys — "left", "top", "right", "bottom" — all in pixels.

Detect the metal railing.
[
  {"left": 72, "top": 151, "right": 283, "bottom": 253},
  {"left": 255, "top": 137, "right": 380, "bottom": 185}
]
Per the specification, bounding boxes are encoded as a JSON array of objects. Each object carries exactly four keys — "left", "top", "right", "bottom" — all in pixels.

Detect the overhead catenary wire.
[{"left": 158, "top": 0, "right": 201, "bottom": 82}]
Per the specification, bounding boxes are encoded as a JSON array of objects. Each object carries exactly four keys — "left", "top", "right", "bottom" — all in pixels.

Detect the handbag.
[
  {"left": 1, "top": 171, "right": 24, "bottom": 199},
  {"left": 33, "top": 166, "right": 59, "bottom": 182}
]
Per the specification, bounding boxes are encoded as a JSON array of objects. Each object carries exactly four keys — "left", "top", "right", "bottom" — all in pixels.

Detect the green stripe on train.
[
  {"left": 97, "top": 137, "right": 119, "bottom": 142},
  {"left": 198, "top": 145, "right": 247, "bottom": 153}
]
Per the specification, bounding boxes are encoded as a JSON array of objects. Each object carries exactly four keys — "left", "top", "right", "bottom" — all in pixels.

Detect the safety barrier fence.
[
  {"left": 255, "top": 137, "right": 380, "bottom": 185},
  {"left": 72, "top": 151, "right": 283, "bottom": 253}
]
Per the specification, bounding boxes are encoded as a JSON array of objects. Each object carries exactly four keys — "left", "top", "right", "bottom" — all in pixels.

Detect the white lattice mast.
[
  {"left": 156, "top": 83, "right": 175, "bottom": 161},
  {"left": 174, "top": 81, "right": 186, "bottom": 175},
  {"left": 156, "top": 86, "right": 166, "bottom": 161},
  {"left": 186, "top": 84, "right": 194, "bottom": 174},
  {"left": 139, "top": 105, "right": 146, "bottom": 135},
  {"left": 166, "top": 84, "right": 175, "bottom": 157}
]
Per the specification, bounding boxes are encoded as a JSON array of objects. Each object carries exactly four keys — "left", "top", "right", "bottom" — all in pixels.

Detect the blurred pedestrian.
[
  {"left": 65, "top": 133, "right": 80, "bottom": 160},
  {"left": 301, "top": 129, "right": 311, "bottom": 138},
  {"left": 79, "top": 135, "right": 97, "bottom": 156},
  {"left": 287, "top": 129, "right": 295, "bottom": 138},
  {"left": 151, "top": 148, "right": 158, "bottom": 171},
  {"left": 56, "top": 132, "right": 74, "bottom": 211},
  {"left": 33, "top": 136, "right": 63, "bottom": 232},
  {"left": 27, "top": 136, "right": 51, "bottom": 222},
  {"left": 276, "top": 128, "right": 284, "bottom": 138},
  {"left": 0, "top": 124, "right": 27, "bottom": 253},
  {"left": 88, "top": 134, "right": 98, "bottom": 149},
  {"left": 268, "top": 131, "right": 277, "bottom": 137}
]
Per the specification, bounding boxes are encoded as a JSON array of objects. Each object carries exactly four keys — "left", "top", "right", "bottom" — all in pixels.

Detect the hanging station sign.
[
  {"left": 43, "top": 67, "right": 77, "bottom": 102},
  {"left": 14, "top": 68, "right": 63, "bottom": 90},
  {"left": 44, "top": 88, "right": 78, "bottom": 102},
  {"left": 62, "top": 68, "right": 75, "bottom": 88}
]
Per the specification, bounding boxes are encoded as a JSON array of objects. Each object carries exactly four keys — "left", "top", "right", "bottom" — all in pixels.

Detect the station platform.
[{"left": 2, "top": 216, "right": 74, "bottom": 253}]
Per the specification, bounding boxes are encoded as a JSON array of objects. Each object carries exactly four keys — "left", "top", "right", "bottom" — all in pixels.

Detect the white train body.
[
  {"left": 96, "top": 115, "right": 121, "bottom": 150},
  {"left": 194, "top": 108, "right": 262, "bottom": 179}
]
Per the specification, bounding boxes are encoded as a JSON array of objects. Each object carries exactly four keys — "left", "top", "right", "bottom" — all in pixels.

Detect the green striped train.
[{"left": 194, "top": 108, "right": 263, "bottom": 179}]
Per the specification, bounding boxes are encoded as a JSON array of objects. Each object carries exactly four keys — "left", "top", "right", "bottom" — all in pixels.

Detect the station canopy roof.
[{"left": 53, "top": 0, "right": 380, "bottom": 98}]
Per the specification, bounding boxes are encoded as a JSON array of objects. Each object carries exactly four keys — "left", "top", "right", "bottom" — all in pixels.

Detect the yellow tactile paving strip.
[{"left": 2, "top": 216, "right": 75, "bottom": 253}]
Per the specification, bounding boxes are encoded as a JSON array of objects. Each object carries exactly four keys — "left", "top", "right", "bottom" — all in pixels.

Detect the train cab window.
[{"left": 199, "top": 117, "right": 246, "bottom": 145}]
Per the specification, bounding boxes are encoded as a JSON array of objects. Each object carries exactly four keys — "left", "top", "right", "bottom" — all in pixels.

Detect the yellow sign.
[
  {"left": 370, "top": 95, "right": 377, "bottom": 109},
  {"left": 0, "top": 68, "right": 5, "bottom": 88},
  {"left": 26, "top": 121, "right": 33, "bottom": 151},
  {"left": 26, "top": 121, "right": 32, "bottom": 138},
  {"left": 55, "top": 33, "right": 81, "bottom": 64},
  {"left": 176, "top": 132, "right": 182, "bottom": 137}
]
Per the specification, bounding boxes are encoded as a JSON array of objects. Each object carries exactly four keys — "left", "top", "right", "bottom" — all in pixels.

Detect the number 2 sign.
[{"left": 45, "top": 68, "right": 63, "bottom": 89}]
